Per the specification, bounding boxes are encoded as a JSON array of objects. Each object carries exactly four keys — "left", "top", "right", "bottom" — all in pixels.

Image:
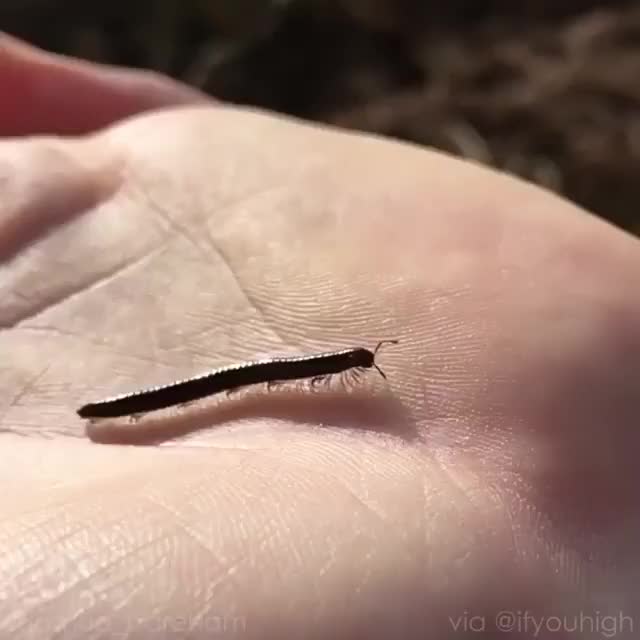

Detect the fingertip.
[{"left": 0, "top": 32, "right": 211, "bottom": 137}]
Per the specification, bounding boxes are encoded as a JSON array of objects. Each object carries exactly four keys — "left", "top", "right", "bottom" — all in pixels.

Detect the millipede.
[{"left": 77, "top": 340, "right": 399, "bottom": 420}]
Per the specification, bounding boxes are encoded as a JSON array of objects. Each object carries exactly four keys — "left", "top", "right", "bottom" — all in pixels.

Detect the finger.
[{"left": 0, "top": 32, "right": 210, "bottom": 137}]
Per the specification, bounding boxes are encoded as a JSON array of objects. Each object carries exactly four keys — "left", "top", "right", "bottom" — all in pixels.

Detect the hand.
[{"left": 2, "top": 35, "right": 639, "bottom": 639}]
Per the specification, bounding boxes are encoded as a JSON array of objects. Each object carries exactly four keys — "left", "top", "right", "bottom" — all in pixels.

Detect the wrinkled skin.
[{"left": 1, "top": 34, "right": 639, "bottom": 640}]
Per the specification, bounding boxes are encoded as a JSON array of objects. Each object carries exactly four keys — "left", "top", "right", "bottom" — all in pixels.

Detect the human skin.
[{"left": 1, "top": 35, "right": 639, "bottom": 640}]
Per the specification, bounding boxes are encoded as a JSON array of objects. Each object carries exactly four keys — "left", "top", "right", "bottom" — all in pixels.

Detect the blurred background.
[{"left": 2, "top": 0, "right": 639, "bottom": 236}]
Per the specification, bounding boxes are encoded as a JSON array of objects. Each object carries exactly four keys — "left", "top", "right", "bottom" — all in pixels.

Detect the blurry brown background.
[{"left": 2, "top": 0, "right": 639, "bottom": 236}]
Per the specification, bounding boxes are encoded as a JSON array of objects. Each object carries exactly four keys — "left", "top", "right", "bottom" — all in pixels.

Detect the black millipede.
[{"left": 76, "top": 340, "right": 399, "bottom": 420}]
